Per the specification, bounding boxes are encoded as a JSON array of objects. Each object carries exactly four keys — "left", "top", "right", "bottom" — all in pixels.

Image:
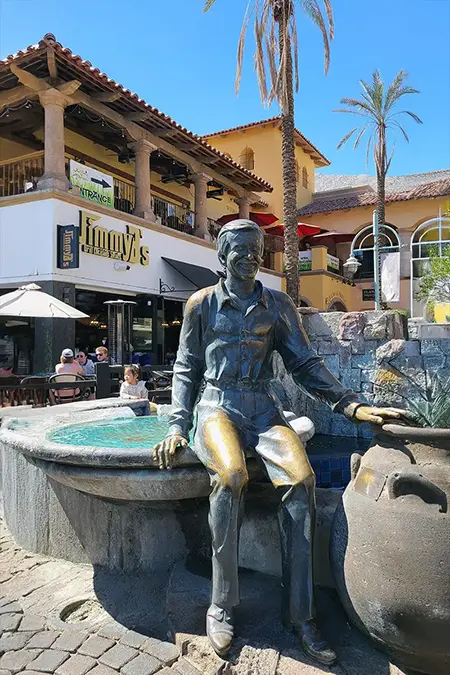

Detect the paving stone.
[
  {"left": 56, "top": 654, "right": 96, "bottom": 675},
  {"left": 0, "top": 612, "right": 22, "bottom": 631},
  {"left": 27, "top": 631, "right": 61, "bottom": 649},
  {"left": 121, "top": 653, "right": 162, "bottom": 675},
  {"left": 99, "top": 644, "right": 138, "bottom": 669},
  {"left": 19, "top": 615, "right": 47, "bottom": 631},
  {"left": 0, "top": 601, "right": 22, "bottom": 615},
  {"left": 142, "top": 639, "right": 179, "bottom": 666},
  {"left": 0, "top": 631, "right": 36, "bottom": 652},
  {"left": 119, "top": 631, "right": 148, "bottom": 649},
  {"left": 172, "top": 658, "right": 202, "bottom": 675},
  {"left": 27, "top": 650, "right": 70, "bottom": 673},
  {"left": 21, "top": 672, "right": 53, "bottom": 675},
  {"left": 78, "top": 636, "right": 115, "bottom": 659},
  {"left": 52, "top": 632, "right": 88, "bottom": 653},
  {"left": 96, "top": 623, "right": 128, "bottom": 641},
  {"left": 85, "top": 666, "right": 118, "bottom": 675},
  {"left": 0, "top": 649, "right": 43, "bottom": 673}
]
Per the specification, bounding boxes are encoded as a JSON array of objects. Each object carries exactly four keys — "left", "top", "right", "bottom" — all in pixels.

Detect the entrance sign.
[
  {"left": 57, "top": 224, "right": 79, "bottom": 269},
  {"left": 70, "top": 160, "right": 114, "bottom": 208},
  {"left": 79, "top": 210, "right": 149, "bottom": 266}
]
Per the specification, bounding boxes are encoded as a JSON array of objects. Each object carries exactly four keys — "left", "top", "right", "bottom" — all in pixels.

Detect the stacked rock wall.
[{"left": 275, "top": 309, "right": 450, "bottom": 438}]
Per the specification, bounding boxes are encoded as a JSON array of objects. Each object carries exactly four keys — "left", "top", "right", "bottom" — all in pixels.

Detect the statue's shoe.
[
  {"left": 206, "top": 604, "right": 234, "bottom": 658},
  {"left": 295, "top": 620, "right": 337, "bottom": 666}
]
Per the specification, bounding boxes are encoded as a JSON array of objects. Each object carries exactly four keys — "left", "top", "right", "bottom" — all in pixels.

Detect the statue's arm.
[
  {"left": 167, "top": 295, "right": 205, "bottom": 439},
  {"left": 274, "top": 295, "right": 362, "bottom": 419}
]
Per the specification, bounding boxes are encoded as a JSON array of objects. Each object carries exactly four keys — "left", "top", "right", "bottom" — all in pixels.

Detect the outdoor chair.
[
  {"left": 20, "top": 376, "right": 50, "bottom": 407},
  {"left": 0, "top": 376, "right": 21, "bottom": 407},
  {"left": 48, "top": 373, "right": 86, "bottom": 405}
]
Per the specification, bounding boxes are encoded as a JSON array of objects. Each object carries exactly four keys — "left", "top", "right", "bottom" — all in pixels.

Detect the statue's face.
[{"left": 221, "top": 230, "right": 264, "bottom": 281}]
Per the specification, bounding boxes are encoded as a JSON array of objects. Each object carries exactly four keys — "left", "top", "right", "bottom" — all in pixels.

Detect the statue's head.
[{"left": 217, "top": 219, "right": 264, "bottom": 281}]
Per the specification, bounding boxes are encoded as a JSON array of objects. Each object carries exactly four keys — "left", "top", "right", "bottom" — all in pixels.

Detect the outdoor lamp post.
[{"left": 343, "top": 255, "right": 361, "bottom": 277}]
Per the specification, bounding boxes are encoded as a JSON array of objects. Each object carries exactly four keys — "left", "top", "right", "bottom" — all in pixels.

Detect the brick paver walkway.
[{"left": 0, "top": 512, "right": 407, "bottom": 675}]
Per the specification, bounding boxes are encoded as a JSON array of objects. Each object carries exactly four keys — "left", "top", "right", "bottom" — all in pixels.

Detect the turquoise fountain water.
[{"left": 49, "top": 416, "right": 170, "bottom": 448}]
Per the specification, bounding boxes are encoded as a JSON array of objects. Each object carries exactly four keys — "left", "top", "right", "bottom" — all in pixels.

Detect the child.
[{"left": 120, "top": 365, "right": 148, "bottom": 400}]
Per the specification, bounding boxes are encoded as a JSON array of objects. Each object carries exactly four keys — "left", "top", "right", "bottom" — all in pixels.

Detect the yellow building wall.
[
  {"left": 204, "top": 123, "right": 316, "bottom": 220},
  {"left": 299, "top": 197, "right": 450, "bottom": 312},
  {"left": 0, "top": 138, "right": 35, "bottom": 161}
]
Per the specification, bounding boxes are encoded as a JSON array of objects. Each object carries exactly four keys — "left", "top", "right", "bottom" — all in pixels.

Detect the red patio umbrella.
[
  {"left": 217, "top": 212, "right": 278, "bottom": 228},
  {"left": 260, "top": 222, "right": 323, "bottom": 238}
]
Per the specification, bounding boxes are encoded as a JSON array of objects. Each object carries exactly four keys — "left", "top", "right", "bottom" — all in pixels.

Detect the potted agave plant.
[{"left": 331, "top": 359, "right": 450, "bottom": 675}]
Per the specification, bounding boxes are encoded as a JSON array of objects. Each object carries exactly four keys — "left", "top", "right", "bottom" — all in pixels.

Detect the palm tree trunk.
[{"left": 278, "top": 16, "right": 299, "bottom": 306}]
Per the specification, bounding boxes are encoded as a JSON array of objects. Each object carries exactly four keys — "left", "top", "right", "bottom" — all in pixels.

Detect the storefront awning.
[
  {"left": 217, "top": 212, "right": 278, "bottom": 228},
  {"left": 162, "top": 258, "right": 219, "bottom": 290}
]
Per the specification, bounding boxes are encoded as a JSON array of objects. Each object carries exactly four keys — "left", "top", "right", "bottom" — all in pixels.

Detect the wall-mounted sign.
[
  {"left": 362, "top": 288, "right": 375, "bottom": 301},
  {"left": 79, "top": 210, "right": 149, "bottom": 266},
  {"left": 298, "top": 250, "right": 312, "bottom": 272},
  {"left": 57, "top": 224, "right": 79, "bottom": 269},
  {"left": 70, "top": 159, "right": 114, "bottom": 208},
  {"left": 327, "top": 253, "right": 340, "bottom": 272}
]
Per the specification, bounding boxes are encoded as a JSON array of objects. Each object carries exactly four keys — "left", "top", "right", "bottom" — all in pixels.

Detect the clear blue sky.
[{"left": 1, "top": 0, "right": 449, "bottom": 177}]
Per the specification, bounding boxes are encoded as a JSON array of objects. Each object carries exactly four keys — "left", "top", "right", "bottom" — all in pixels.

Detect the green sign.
[{"left": 70, "top": 159, "right": 114, "bottom": 209}]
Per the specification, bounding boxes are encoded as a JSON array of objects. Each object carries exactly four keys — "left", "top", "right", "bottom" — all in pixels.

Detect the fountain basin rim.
[{"left": 381, "top": 423, "right": 450, "bottom": 442}]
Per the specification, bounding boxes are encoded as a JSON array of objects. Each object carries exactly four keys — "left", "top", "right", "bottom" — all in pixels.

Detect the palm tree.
[
  {"left": 335, "top": 70, "right": 422, "bottom": 304},
  {"left": 204, "top": 0, "right": 334, "bottom": 305}
]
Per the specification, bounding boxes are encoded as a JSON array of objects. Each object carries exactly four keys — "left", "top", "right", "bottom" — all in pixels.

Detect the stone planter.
[{"left": 331, "top": 423, "right": 450, "bottom": 675}]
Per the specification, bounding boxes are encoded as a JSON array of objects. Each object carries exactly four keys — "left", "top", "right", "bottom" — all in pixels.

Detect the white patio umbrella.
[{"left": 0, "top": 284, "right": 89, "bottom": 319}]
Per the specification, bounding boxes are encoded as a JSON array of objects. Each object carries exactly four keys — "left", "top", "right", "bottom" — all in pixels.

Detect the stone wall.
[{"left": 275, "top": 309, "right": 450, "bottom": 438}]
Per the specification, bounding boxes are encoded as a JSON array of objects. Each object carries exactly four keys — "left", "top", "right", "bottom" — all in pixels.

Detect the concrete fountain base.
[{"left": 0, "top": 399, "right": 340, "bottom": 586}]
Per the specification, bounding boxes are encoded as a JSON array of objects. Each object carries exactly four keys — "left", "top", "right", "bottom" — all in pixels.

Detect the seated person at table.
[
  {"left": 54, "top": 348, "right": 85, "bottom": 401},
  {"left": 120, "top": 365, "right": 148, "bottom": 400},
  {"left": 76, "top": 350, "right": 95, "bottom": 377}
]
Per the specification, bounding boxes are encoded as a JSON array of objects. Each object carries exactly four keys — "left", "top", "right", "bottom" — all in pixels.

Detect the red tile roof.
[
  {"left": 0, "top": 34, "right": 273, "bottom": 193},
  {"left": 203, "top": 116, "right": 330, "bottom": 168},
  {"left": 298, "top": 178, "right": 450, "bottom": 216}
]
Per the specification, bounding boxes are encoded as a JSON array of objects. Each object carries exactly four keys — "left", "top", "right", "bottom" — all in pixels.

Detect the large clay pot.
[{"left": 330, "top": 424, "right": 450, "bottom": 675}]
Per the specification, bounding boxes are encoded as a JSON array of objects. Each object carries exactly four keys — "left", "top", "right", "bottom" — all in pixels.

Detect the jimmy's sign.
[
  {"left": 57, "top": 224, "right": 79, "bottom": 269},
  {"left": 79, "top": 210, "right": 149, "bottom": 266}
]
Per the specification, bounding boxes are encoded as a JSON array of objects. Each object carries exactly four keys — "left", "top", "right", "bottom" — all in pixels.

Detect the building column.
[
  {"left": 33, "top": 282, "right": 76, "bottom": 373},
  {"left": 235, "top": 195, "right": 252, "bottom": 219},
  {"left": 130, "top": 139, "right": 157, "bottom": 221},
  {"left": 192, "top": 172, "right": 212, "bottom": 237},
  {"left": 37, "top": 89, "right": 70, "bottom": 192}
]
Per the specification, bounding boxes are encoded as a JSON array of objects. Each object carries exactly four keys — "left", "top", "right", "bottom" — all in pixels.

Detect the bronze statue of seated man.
[{"left": 153, "top": 219, "right": 403, "bottom": 664}]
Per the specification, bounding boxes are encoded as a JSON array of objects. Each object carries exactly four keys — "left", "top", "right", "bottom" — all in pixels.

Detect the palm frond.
[
  {"left": 203, "top": 0, "right": 217, "bottom": 11},
  {"left": 323, "top": 0, "right": 334, "bottom": 39},
  {"left": 235, "top": 1, "right": 252, "bottom": 94},
  {"left": 391, "top": 110, "right": 423, "bottom": 125},
  {"left": 254, "top": 9, "right": 269, "bottom": 103},
  {"left": 390, "top": 120, "right": 409, "bottom": 143},
  {"left": 337, "top": 127, "right": 358, "bottom": 150},
  {"left": 353, "top": 124, "right": 368, "bottom": 150},
  {"left": 339, "top": 97, "right": 376, "bottom": 116},
  {"left": 297, "top": 0, "right": 331, "bottom": 73},
  {"left": 290, "top": 11, "right": 300, "bottom": 93}
]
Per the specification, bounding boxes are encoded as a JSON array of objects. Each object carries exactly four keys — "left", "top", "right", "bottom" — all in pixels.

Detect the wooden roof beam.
[
  {"left": 10, "top": 64, "right": 49, "bottom": 92},
  {"left": 46, "top": 48, "right": 58, "bottom": 85},
  {"left": 0, "top": 85, "right": 37, "bottom": 109},
  {"left": 94, "top": 91, "right": 122, "bottom": 103}
]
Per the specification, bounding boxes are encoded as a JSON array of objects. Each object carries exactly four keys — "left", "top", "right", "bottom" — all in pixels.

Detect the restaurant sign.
[
  {"left": 78, "top": 210, "right": 149, "bottom": 266},
  {"left": 57, "top": 224, "right": 79, "bottom": 269},
  {"left": 362, "top": 288, "right": 375, "bottom": 301},
  {"left": 70, "top": 160, "right": 114, "bottom": 209}
]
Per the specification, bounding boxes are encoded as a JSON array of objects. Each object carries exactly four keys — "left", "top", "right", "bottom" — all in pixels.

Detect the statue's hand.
[
  {"left": 354, "top": 405, "right": 407, "bottom": 425},
  {"left": 152, "top": 434, "right": 188, "bottom": 470}
]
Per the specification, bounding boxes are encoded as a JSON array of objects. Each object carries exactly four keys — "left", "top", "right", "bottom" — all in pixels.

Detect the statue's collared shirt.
[{"left": 168, "top": 279, "right": 361, "bottom": 438}]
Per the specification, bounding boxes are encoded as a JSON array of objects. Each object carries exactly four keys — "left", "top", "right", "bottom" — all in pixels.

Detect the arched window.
[
  {"left": 351, "top": 223, "right": 400, "bottom": 280},
  {"left": 239, "top": 147, "right": 255, "bottom": 171},
  {"left": 410, "top": 215, "right": 450, "bottom": 312},
  {"left": 302, "top": 167, "right": 309, "bottom": 189},
  {"left": 295, "top": 160, "right": 300, "bottom": 184}
]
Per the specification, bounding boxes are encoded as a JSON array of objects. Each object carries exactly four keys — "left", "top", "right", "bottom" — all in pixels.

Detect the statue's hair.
[{"left": 217, "top": 219, "right": 264, "bottom": 259}]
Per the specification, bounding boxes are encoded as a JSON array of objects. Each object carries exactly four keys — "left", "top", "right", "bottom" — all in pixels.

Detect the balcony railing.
[
  {"left": 0, "top": 152, "right": 44, "bottom": 198},
  {"left": 113, "top": 176, "right": 135, "bottom": 214},
  {"left": 151, "top": 195, "right": 195, "bottom": 236}
]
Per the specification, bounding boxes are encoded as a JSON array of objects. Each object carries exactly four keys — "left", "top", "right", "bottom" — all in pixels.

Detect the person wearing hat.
[{"left": 55, "top": 348, "right": 85, "bottom": 377}]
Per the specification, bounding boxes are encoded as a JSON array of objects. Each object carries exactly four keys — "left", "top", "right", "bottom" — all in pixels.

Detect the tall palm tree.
[
  {"left": 204, "top": 0, "right": 334, "bottom": 305},
  {"left": 335, "top": 70, "right": 422, "bottom": 304}
]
